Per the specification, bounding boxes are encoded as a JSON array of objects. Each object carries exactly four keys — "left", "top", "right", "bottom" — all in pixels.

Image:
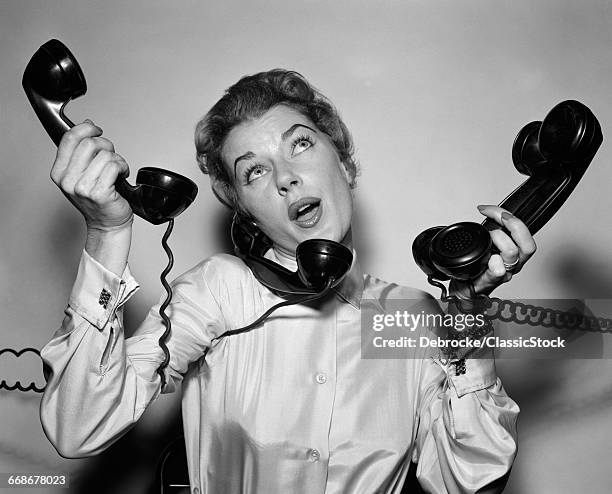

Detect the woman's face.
[{"left": 222, "top": 104, "right": 354, "bottom": 257}]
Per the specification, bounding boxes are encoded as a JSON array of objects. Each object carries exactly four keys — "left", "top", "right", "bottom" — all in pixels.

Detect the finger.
[
  {"left": 61, "top": 137, "right": 116, "bottom": 191},
  {"left": 476, "top": 204, "right": 510, "bottom": 226},
  {"left": 71, "top": 136, "right": 115, "bottom": 169},
  {"left": 51, "top": 120, "right": 102, "bottom": 182},
  {"left": 478, "top": 205, "right": 537, "bottom": 260},
  {"left": 489, "top": 228, "right": 520, "bottom": 265},
  {"left": 96, "top": 154, "right": 129, "bottom": 187},
  {"left": 73, "top": 150, "right": 120, "bottom": 197},
  {"left": 93, "top": 158, "right": 129, "bottom": 202},
  {"left": 499, "top": 212, "right": 537, "bottom": 260},
  {"left": 473, "top": 254, "right": 512, "bottom": 294}
]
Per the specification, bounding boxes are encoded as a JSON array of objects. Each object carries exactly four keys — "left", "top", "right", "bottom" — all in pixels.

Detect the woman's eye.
[
  {"left": 244, "top": 164, "right": 266, "bottom": 184},
  {"left": 291, "top": 136, "right": 313, "bottom": 155}
]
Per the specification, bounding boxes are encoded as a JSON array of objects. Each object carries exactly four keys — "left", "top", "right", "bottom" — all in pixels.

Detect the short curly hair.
[{"left": 194, "top": 69, "right": 358, "bottom": 210}]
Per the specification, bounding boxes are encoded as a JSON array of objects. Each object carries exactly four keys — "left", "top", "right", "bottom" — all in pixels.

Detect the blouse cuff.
[
  {"left": 68, "top": 249, "right": 140, "bottom": 330},
  {"left": 436, "top": 346, "right": 497, "bottom": 398}
]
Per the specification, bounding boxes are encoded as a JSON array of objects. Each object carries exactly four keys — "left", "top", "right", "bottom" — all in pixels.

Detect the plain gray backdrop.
[{"left": 2, "top": 1, "right": 612, "bottom": 492}]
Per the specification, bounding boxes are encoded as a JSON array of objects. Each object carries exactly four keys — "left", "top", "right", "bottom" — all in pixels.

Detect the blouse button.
[
  {"left": 308, "top": 448, "right": 321, "bottom": 462},
  {"left": 315, "top": 372, "right": 327, "bottom": 384}
]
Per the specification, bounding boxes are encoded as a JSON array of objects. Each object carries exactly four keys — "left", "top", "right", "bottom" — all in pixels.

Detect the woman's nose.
[{"left": 275, "top": 161, "right": 301, "bottom": 195}]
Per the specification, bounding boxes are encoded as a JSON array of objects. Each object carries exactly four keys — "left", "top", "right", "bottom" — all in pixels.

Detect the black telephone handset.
[
  {"left": 231, "top": 214, "right": 353, "bottom": 296},
  {"left": 412, "top": 100, "right": 602, "bottom": 281},
  {"left": 22, "top": 39, "right": 198, "bottom": 224}
]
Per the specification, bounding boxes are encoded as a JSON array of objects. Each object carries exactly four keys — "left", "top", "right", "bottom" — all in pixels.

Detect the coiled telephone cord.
[
  {"left": 156, "top": 219, "right": 174, "bottom": 389},
  {"left": 427, "top": 276, "right": 612, "bottom": 332}
]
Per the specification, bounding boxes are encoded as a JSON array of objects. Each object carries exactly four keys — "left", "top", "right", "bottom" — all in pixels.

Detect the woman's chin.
[
  {"left": 269, "top": 222, "right": 351, "bottom": 257},
  {"left": 298, "top": 224, "right": 351, "bottom": 247}
]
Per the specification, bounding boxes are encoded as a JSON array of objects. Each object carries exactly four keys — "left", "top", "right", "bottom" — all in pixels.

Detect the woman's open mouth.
[{"left": 288, "top": 197, "right": 322, "bottom": 228}]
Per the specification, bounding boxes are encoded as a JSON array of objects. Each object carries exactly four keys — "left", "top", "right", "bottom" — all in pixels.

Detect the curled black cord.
[
  {"left": 0, "top": 348, "right": 45, "bottom": 393},
  {"left": 427, "top": 275, "right": 612, "bottom": 332},
  {"left": 156, "top": 219, "right": 174, "bottom": 390}
]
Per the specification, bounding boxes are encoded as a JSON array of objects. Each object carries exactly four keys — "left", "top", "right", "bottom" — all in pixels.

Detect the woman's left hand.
[{"left": 449, "top": 204, "right": 537, "bottom": 298}]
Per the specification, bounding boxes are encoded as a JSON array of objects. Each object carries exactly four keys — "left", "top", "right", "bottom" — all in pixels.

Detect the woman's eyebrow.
[
  {"left": 281, "top": 123, "right": 317, "bottom": 142},
  {"left": 234, "top": 151, "right": 256, "bottom": 177}
]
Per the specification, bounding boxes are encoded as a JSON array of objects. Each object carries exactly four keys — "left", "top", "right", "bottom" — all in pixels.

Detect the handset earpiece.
[
  {"left": 512, "top": 120, "right": 547, "bottom": 176},
  {"left": 22, "top": 38, "right": 85, "bottom": 144},
  {"left": 23, "top": 39, "right": 198, "bottom": 225},
  {"left": 413, "top": 100, "right": 602, "bottom": 281},
  {"left": 512, "top": 100, "right": 600, "bottom": 176},
  {"left": 538, "top": 99, "right": 601, "bottom": 162},
  {"left": 482, "top": 99, "right": 601, "bottom": 236}
]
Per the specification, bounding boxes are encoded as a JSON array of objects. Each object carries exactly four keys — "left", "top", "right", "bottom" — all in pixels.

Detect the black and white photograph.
[{"left": 2, "top": 1, "right": 612, "bottom": 493}]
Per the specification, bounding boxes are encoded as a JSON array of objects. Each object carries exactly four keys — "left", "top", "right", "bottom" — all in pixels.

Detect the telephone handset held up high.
[
  {"left": 23, "top": 39, "right": 199, "bottom": 389},
  {"left": 412, "top": 99, "right": 602, "bottom": 282},
  {"left": 22, "top": 39, "right": 198, "bottom": 224}
]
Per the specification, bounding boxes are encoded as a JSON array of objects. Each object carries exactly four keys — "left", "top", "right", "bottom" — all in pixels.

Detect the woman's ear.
[
  {"left": 211, "top": 177, "right": 258, "bottom": 224},
  {"left": 210, "top": 177, "right": 235, "bottom": 209},
  {"left": 340, "top": 159, "right": 357, "bottom": 188}
]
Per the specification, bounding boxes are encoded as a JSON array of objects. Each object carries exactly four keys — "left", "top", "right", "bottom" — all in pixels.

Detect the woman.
[{"left": 40, "top": 70, "right": 535, "bottom": 493}]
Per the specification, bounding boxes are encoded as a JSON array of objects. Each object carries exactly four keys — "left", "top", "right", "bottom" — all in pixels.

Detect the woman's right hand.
[
  {"left": 51, "top": 120, "right": 133, "bottom": 275},
  {"left": 50, "top": 120, "right": 133, "bottom": 231}
]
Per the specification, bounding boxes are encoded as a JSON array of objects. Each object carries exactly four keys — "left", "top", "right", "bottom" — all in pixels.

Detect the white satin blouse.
[{"left": 40, "top": 249, "right": 518, "bottom": 494}]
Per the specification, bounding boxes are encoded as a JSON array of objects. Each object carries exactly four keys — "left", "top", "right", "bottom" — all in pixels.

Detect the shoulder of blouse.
[
  {"left": 169, "top": 253, "right": 257, "bottom": 299},
  {"left": 363, "top": 273, "right": 437, "bottom": 303}
]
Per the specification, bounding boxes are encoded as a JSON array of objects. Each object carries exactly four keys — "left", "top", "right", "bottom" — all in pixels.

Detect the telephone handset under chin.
[
  {"left": 412, "top": 99, "right": 602, "bottom": 282},
  {"left": 206, "top": 215, "right": 354, "bottom": 340},
  {"left": 231, "top": 214, "right": 353, "bottom": 296},
  {"left": 22, "top": 39, "right": 198, "bottom": 224}
]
